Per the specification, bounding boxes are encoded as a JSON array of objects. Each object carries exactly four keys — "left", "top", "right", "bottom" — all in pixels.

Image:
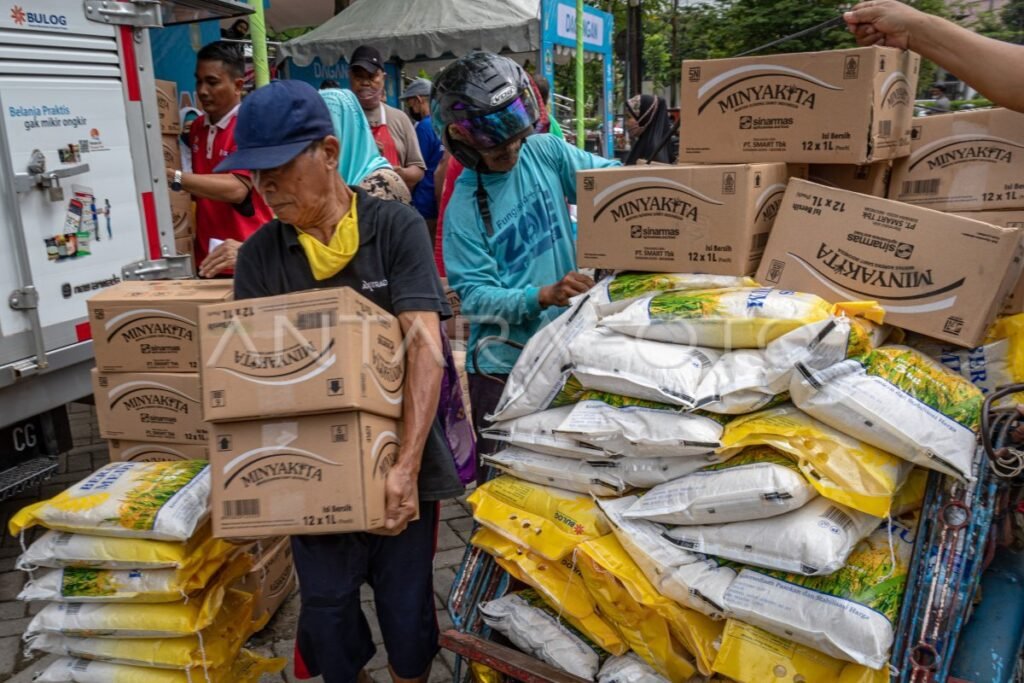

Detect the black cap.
[{"left": 351, "top": 45, "right": 384, "bottom": 74}]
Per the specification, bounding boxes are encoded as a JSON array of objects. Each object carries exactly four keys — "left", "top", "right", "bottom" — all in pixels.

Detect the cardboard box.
[
  {"left": 756, "top": 179, "right": 1024, "bottom": 346},
  {"left": 209, "top": 411, "right": 399, "bottom": 537},
  {"left": 576, "top": 162, "right": 795, "bottom": 274},
  {"left": 89, "top": 280, "right": 233, "bottom": 373},
  {"left": 155, "top": 80, "right": 181, "bottom": 135},
  {"left": 161, "top": 134, "right": 181, "bottom": 169},
  {"left": 108, "top": 439, "right": 209, "bottom": 462},
  {"left": 199, "top": 287, "right": 405, "bottom": 422},
  {"left": 951, "top": 210, "right": 1024, "bottom": 315},
  {"left": 808, "top": 162, "right": 892, "bottom": 198},
  {"left": 170, "top": 191, "right": 193, "bottom": 239},
  {"left": 441, "top": 278, "right": 469, "bottom": 344},
  {"left": 889, "top": 108, "right": 1024, "bottom": 212},
  {"left": 93, "top": 370, "right": 208, "bottom": 443},
  {"left": 679, "top": 47, "right": 919, "bottom": 164},
  {"left": 236, "top": 538, "right": 296, "bottom": 624}
]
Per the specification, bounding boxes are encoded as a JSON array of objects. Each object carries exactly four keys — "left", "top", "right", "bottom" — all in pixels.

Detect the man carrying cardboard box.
[{"left": 216, "top": 79, "right": 463, "bottom": 683}]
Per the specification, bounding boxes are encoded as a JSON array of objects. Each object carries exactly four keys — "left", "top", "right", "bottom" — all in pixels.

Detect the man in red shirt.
[{"left": 165, "top": 41, "right": 273, "bottom": 277}]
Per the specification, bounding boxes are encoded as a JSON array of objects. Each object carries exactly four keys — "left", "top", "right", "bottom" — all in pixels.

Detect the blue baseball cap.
[{"left": 214, "top": 79, "right": 334, "bottom": 172}]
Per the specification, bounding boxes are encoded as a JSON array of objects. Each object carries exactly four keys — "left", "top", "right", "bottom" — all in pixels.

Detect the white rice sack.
[
  {"left": 489, "top": 295, "right": 597, "bottom": 422},
  {"left": 624, "top": 446, "right": 818, "bottom": 525},
  {"left": 9, "top": 461, "right": 209, "bottom": 542},
  {"left": 695, "top": 315, "right": 890, "bottom": 414},
  {"left": 597, "top": 497, "right": 736, "bottom": 618},
  {"left": 485, "top": 447, "right": 722, "bottom": 495},
  {"left": 598, "top": 288, "right": 843, "bottom": 349},
  {"left": 791, "top": 346, "right": 982, "bottom": 480},
  {"left": 592, "top": 272, "right": 758, "bottom": 316},
  {"left": 482, "top": 406, "right": 609, "bottom": 459},
  {"left": 723, "top": 516, "right": 917, "bottom": 668},
  {"left": 19, "top": 567, "right": 189, "bottom": 604},
  {"left": 555, "top": 399, "right": 723, "bottom": 458},
  {"left": 479, "top": 590, "right": 604, "bottom": 679},
  {"left": 569, "top": 326, "right": 720, "bottom": 407},
  {"left": 598, "top": 653, "right": 670, "bottom": 683},
  {"left": 664, "top": 496, "right": 880, "bottom": 576},
  {"left": 484, "top": 448, "right": 628, "bottom": 496}
]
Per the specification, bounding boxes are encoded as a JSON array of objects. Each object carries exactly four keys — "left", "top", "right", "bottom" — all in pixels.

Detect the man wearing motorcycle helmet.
[{"left": 433, "top": 52, "right": 619, "bottom": 453}]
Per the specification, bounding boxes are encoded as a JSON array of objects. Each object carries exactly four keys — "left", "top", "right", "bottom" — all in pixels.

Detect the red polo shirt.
[{"left": 188, "top": 105, "right": 274, "bottom": 268}]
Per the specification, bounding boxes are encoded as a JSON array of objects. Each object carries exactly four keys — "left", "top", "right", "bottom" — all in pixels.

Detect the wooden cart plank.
[{"left": 440, "top": 630, "right": 591, "bottom": 683}]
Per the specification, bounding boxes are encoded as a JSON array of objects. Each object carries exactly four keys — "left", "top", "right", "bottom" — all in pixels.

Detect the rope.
[{"left": 735, "top": 15, "right": 849, "bottom": 57}]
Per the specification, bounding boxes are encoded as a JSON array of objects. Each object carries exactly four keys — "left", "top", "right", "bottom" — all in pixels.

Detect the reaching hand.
[
  {"left": 538, "top": 272, "right": 596, "bottom": 309},
  {"left": 198, "top": 239, "right": 242, "bottom": 278},
  {"left": 844, "top": 0, "right": 922, "bottom": 49}
]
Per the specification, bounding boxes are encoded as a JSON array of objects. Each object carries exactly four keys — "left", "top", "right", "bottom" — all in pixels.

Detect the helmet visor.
[{"left": 449, "top": 95, "right": 538, "bottom": 150}]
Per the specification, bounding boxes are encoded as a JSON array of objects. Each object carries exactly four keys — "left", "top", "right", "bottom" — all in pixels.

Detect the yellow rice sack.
[
  {"left": 25, "top": 588, "right": 257, "bottom": 669},
  {"left": 26, "top": 553, "right": 249, "bottom": 638},
  {"left": 599, "top": 287, "right": 882, "bottom": 349},
  {"left": 471, "top": 527, "right": 626, "bottom": 655},
  {"left": 467, "top": 476, "right": 611, "bottom": 561},
  {"left": 35, "top": 649, "right": 285, "bottom": 683},
  {"left": 591, "top": 272, "right": 759, "bottom": 316},
  {"left": 718, "top": 404, "right": 913, "bottom": 518},
  {"left": 792, "top": 346, "right": 983, "bottom": 480},
  {"left": 10, "top": 461, "right": 210, "bottom": 541},
  {"left": 577, "top": 533, "right": 722, "bottom": 677},
  {"left": 712, "top": 620, "right": 887, "bottom": 683},
  {"left": 16, "top": 526, "right": 234, "bottom": 572}
]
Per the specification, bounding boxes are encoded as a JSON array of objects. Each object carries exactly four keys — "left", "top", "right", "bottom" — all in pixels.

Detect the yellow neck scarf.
[{"left": 295, "top": 195, "right": 359, "bottom": 281}]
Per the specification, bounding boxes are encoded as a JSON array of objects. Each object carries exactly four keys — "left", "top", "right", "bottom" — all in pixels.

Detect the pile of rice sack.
[
  {"left": 9, "top": 461, "right": 285, "bottom": 682},
  {"left": 467, "top": 272, "right": 986, "bottom": 682}
]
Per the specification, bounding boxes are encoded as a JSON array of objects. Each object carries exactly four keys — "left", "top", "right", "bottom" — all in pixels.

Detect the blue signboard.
[{"left": 285, "top": 57, "right": 401, "bottom": 107}]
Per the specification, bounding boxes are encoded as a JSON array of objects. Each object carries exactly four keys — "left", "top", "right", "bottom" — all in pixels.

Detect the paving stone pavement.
[{"left": 0, "top": 402, "right": 475, "bottom": 683}]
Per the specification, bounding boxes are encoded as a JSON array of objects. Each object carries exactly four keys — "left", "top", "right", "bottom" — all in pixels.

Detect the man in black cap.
[
  {"left": 217, "top": 78, "right": 463, "bottom": 683},
  {"left": 349, "top": 45, "right": 425, "bottom": 194}
]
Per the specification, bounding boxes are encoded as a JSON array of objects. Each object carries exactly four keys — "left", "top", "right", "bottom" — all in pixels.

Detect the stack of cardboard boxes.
[
  {"left": 577, "top": 45, "right": 1024, "bottom": 348},
  {"left": 197, "top": 287, "right": 406, "bottom": 537},
  {"left": 88, "top": 280, "right": 296, "bottom": 625},
  {"left": 156, "top": 80, "right": 195, "bottom": 269}
]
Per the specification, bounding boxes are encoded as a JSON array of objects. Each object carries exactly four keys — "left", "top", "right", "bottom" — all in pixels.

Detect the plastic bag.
[
  {"left": 471, "top": 528, "right": 626, "bottom": 654},
  {"left": 719, "top": 404, "right": 914, "bottom": 518},
  {"left": 467, "top": 476, "right": 610, "bottom": 561},
  {"left": 25, "top": 588, "right": 256, "bottom": 669},
  {"left": 555, "top": 397, "right": 725, "bottom": 458},
  {"left": 16, "top": 527, "right": 233, "bottom": 573},
  {"left": 664, "top": 496, "right": 880, "bottom": 576},
  {"left": 597, "top": 497, "right": 736, "bottom": 618},
  {"left": 485, "top": 447, "right": 721, "bottom": 495},
  {"left": 722, "top": 516, "right": 917, "bottom": 668},
  {"left": 599, "top": 287, "right": 881, "bottom": 349},
  {"left": 591, "top": 272, "right": 758, "bottom": 317},
  {"left": 10, "top": 461, "right": 210, "bottom": 542},
  {"left": 483, "top": 405, "right": 609, "bottom": 460},
  {"left": 19, "top": 547, "right": 233, "bottom": 603},
  {"left": 26, "top": 554, "right": 249, "bottom": 638},
  {"left": 569, "top": 326, "right": 720, "bottom": 407},
  {"left": 597, "top": 653, "right": 670, "bottom": 683},
  {"left": 792, "top": 346, "right": 982, "bottom": 480},
  {"left": 578, "top": 533, "right": 722, "bottom": 677},
  {"left": 489, "top": 295, "right": 597, "bottom": 422},
  {"left": 34, "top": 649, "right": 285, "bottom": 683},
  {"left": 712, "top": 619, "right": 888, "bottom": 683},
  {"left": 479, "top": 590, "right": 606, "bottom": 679},
  {"left": 624, "top": 446, "right": 818, "bottom": 525}
]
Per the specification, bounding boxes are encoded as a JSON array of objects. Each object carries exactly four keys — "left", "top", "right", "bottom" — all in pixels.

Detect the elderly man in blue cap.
[{"left": 215, "top": 78, "right": 463, "bottom": 683}]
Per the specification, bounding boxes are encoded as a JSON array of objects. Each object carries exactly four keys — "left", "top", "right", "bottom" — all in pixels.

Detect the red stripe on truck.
[
  {"left": 75, "top": 322, "right": 92, "bottom": 342},
  {"left": 142, "top": 192, "right": 161, "bottom": 259},
  {"left": 119, "top": 25, "right": 140, "bottom": 102}
]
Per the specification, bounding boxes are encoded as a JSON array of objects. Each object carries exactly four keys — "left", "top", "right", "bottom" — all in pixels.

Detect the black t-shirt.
[{"left": 234, "top": 187, "right": 463, "bottom": 502}]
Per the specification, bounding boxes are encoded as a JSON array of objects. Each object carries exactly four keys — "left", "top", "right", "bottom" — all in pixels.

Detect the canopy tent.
[
  {"left": 279, "top": 0, "right": 542, "bottom": 66},
  {"left": 278, "top": 0, "right": 614, "bottom": 155}
]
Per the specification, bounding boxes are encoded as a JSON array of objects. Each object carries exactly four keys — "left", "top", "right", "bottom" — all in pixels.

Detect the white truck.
[{"left": 0, "top": 0, "right": 251, "bottom": 498}]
